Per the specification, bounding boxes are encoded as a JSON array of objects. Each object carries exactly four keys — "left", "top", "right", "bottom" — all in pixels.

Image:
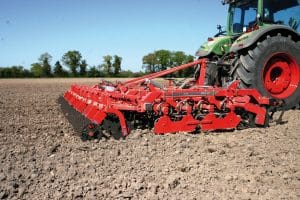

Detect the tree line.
[
  {"left": 0, "top": 49, "right": 195, "bottom": 78},
  {"left": 142, "top": 49, "right": 195, "bottom": 77}
]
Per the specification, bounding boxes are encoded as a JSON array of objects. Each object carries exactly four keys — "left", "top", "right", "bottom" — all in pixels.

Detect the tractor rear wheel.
[
  {"left": 234, "top": 34, "right": 300, "bottom": 109},
  {"left": 194, "top": 62, "right": 219, "bottom": 86}
]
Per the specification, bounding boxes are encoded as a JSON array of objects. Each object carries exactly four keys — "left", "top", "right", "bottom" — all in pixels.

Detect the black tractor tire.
[
  {"left": 205, "top": 63, "right": 219, "bottom": 86},
  {"left": 234, "top": 34, "right": 300, "bottom": 110},
  {"left": 194, "top": 62, "right": 219, "bottom": 86}
]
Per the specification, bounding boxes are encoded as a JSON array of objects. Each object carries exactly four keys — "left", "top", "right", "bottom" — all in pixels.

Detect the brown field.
[{"left": 0, "top": 78, "right": 299, "bottom": 200}]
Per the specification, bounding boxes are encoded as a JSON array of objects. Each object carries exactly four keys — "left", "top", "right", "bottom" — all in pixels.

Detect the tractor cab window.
[
  {"left": 263, "top": 0, "right": 300, "bottom": 31},
  {"left": 231, "top": 1, "right": 258, "bottom": 33}
]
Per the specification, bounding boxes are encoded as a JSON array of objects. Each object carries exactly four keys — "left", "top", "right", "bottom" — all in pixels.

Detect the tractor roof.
[
  {"left": 222, "top": 0, "right": 300, "bottom": 6},
  {"left": 222, "top": 0, "right": 239, "bottom": 4},
  {"left": 266, "top": 0, "right": 300, "bottom": 12},
  {"left": 222, "top": 0, "right": 254, "bottom": 5},
  {"left": 222, "top": 0, "right": 258, "bottom": 4}
]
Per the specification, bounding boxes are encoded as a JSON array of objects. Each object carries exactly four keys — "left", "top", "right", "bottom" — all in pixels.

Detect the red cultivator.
[{"left": 62, "top": 59, "right": 281, "bottom": 140}]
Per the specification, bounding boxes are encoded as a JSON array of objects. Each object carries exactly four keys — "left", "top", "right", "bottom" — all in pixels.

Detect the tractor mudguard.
[
  {"left": 230, "top": 25, "right": 300, "bottom": 53},
  {"left": 195, "top": 36, "right": 232, "bottom": 57}
]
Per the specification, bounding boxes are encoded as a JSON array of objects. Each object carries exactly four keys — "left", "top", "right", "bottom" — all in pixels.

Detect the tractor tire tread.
[
  {"left": 236, "top": 63, "right": 253, "bottom": 85},
  {"left": 234, "top": 35, "right": 300, "bottom": 110}
]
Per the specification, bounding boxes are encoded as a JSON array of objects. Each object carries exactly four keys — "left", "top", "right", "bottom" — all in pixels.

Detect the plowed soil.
[{"left": 0, "top": 78, "right": 299, "bottom": 200}]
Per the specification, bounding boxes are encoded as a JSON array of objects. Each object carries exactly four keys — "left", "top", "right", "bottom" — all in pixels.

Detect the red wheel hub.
[{"left": 263, "top": 53, "right": 299, "bottom": 99}]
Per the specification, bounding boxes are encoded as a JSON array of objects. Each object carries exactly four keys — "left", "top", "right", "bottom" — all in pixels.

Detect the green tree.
[
  {"left": 53, "top": 61, "right": 67, "bottom": 77},
  {"left": 155, "top": 50, "right": 172, "bottom": 71},
  {"left": 142, "top": 50, "right": 194, "bottom": 77},
  {"left": 142, "top": 53, "right": 157, "bottom": 73},
  {"left": 172, "top": 51, "right": 186, "bottom": 66},
  {"left": 143, "top": 50, "right": 172, "bottom": 73},
  {"left": 101, "top": 55, "right": 113, "bottom": 76},
  {"left": 79, "top": 60, "right": 87, "bottom": 77},
  {"left": 172, "top": 51, "right": 186, "bottom": 77},
  {"left": 61, "top": 50, "right": 82, "bottom": 76},
  {"left": 87, "top": 66, "right": 101, "bottom": 77},
  {"left": 182, "top": 55, "right": 195, "bottom": 77},
  {"left": 0, "top": 66, "right": 28, "bottom": 78},
  {"left": 118, "top": 70, "right": 134, "bottom": 77},
  {"left": 10, "top": 66, "right": 23, "bottom": 77},
  {"left": 31, "top": 63, "right": 43, "bottom": 77},
  {"left": 0, "top": 68, "right": 8, "bottom": 78},
  {"left": 113, "top": 55, "right": 122, "bottom": 76},
  {"left": 23, "top": 68, "right": 32, "bottom": 77},
  {"left": 39, "top": 53, "right": 52, "bottom": 77}
]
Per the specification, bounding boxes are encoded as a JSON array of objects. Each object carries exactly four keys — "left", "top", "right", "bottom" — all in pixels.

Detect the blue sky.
[{"left": 0, "top": 0, "right": 227, "bottom": 72}]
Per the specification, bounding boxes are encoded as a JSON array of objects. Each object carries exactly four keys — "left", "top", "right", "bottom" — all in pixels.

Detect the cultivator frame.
[{"left": 62, "top": 59, "right": 280, "bottom": 139}]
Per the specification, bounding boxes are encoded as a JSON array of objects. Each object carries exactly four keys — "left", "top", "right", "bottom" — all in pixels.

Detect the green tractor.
[{"left": 196, "top": 0, "right": 300, "bottom": 109}]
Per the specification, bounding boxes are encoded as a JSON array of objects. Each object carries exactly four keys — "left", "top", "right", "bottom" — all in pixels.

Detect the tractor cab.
[
  {"left": 262, "top": 0, "right": 300, "bottom": 31},
  {"left": 228, "top": 0, "right": 258, "bottom": 34},
  {"left": 228, "top": 0, "right": 300, "bottom": 34}
]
